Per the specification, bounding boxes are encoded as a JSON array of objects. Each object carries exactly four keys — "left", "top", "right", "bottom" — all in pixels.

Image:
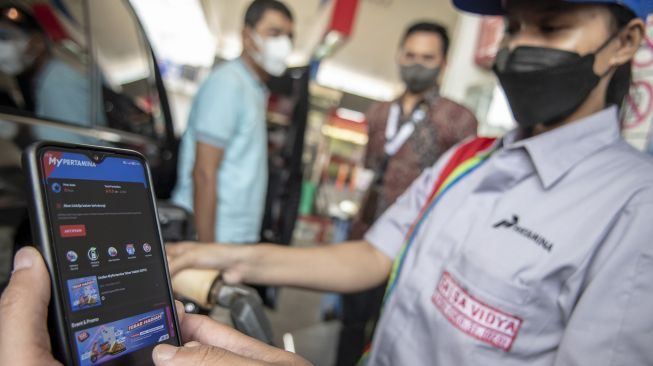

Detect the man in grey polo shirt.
[{"left": 165, "top": 0, "right": 653, "bottom": 365}]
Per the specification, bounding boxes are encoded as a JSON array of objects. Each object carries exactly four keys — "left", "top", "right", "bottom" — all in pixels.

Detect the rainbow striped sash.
[{"left": 359, "top": 137, "right": 497, "bottom": 365}]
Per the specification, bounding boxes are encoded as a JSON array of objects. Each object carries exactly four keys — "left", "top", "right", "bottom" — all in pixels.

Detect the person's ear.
[
  {"left": 610, "top": 18, "right": 645, "bottom": 66},
  {"left": 241, "top": 27, "right": 258, "bottom": 54}
]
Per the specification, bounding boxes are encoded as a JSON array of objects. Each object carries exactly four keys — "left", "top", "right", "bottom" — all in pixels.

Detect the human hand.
[
  {"left": 0, "top": 247, "right": 62, "bottom": 366},
  {"left": 0, "top": 246, "right": 300, "bottom": 366},
  {"left": 166, "top": 242, "right": 249, "bottom": 283},
  {"left": 153, "top": 310, "right": 311, "bottom": 366}
]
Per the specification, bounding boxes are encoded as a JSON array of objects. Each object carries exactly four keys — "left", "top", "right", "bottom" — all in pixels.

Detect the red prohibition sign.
[
  {"left": 624, "top": 80, "right": 653, "bottom": 130},
  {"left": 633, "top": 18, "right": 653, "bottom": 69}
]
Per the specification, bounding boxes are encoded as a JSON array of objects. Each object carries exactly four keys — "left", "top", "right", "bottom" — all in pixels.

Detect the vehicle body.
[{"left": 0, "top": 0, "right": 178, "bottom": 291}]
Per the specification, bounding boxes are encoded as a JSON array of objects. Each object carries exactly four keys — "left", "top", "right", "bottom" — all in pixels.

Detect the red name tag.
[
  {"left": 432, "top": 271, "right": 522, "bottom": 352},
  {"left": 59, "top": 224, "right": 86, "bottom": 238}
]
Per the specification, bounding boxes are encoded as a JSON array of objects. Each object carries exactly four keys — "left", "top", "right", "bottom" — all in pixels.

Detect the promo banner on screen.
[
  {"left": 67, "top": 276, "right": 102, "bottom": 312},
  {"left": 74, "top": 308, "right": 171, "bottom": 365}
]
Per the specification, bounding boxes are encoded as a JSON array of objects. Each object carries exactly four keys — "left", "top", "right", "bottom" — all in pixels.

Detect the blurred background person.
[
  {"left": 0, "top": 3, "right": 105, "bottom": 142},
  {"left": 337, "top": 21, "right": 478, "bottom": 366},
  {"left": 172, "top": 0, "right": 294, "bottom": 244}
]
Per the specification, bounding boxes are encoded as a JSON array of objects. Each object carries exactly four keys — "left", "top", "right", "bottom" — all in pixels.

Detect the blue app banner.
[
  {"left": 42, "top": 150, "right": 147, "bottom": 187},
  {"left": 74, "top": 308, "right": 170, "bottom": 365},
  {"left": 67, "top": 276, "right": 102, "bottom": 312}
]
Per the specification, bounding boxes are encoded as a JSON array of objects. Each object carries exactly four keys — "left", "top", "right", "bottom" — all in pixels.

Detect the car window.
[
  {"left": 0, "top": 0, "right": 97, "bottom": 130},
  {"left": 87, "top": 0, "right": 165, "bottom": 140}
]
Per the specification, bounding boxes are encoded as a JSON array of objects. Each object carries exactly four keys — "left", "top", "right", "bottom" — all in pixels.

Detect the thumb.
[
  {"left": 0, "top": 246, "right": 55, "bottom": 362},
  {"left": 153, "top": 344, "right": 263, "bottom": 366}
]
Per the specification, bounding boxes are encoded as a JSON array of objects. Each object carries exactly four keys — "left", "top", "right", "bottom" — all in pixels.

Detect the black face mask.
[
  {"left": 400, "top": 63, "right": 440, "bottom": 94},
  {"left": 493, "top": 35, "right": 616, "bottom": 128}
]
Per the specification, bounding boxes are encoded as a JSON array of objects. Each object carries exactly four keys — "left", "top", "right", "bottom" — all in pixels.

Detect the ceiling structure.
[{"left": 200, "top": 0, "right": 460, "bottom": 101}]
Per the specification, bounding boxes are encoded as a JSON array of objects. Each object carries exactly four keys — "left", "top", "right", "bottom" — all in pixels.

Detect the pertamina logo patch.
[{"left": 432, "top": 271, "right": 522, "bottom": 352}]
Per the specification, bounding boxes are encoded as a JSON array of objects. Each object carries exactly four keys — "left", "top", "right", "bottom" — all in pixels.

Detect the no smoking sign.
[
  {"left": 623, "top": 80, "right": 653, "bottom": 130},
  {"left": 633, "top": 18, "right": 653, "bottom": 70},
  {"left": 624, "top": 16, "right": 653, "bottom": 152}
]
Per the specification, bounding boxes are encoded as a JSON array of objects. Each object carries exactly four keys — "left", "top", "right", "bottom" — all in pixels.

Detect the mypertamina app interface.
[{"left": 41, "top": 150, "right": 177, "bottom": 366}]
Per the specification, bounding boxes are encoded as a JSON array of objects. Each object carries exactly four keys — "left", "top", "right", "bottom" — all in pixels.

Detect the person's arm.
[
  {"left": 192, "top": 142, "right": 224, "bottom": 242},
  {"left": 437, "top": 100, "right": 478, "bottom": 152},
  {"left": 188, "top": 67, "right": 242, "bottom": 241},
  {"left": 167, "top": 141, "right": 459, "bottom": 296},
  {"left": 554, "top": 197, "right": 653, "bottom": 365},
  {"left": 455, "top": 106, "right": 479, "bottom": 142},
  {"left": 167, "top": 152, "right": 452, "bottom": 293},
  {"left": 167, "top": 240, "right": 392, "bottom": 294}
]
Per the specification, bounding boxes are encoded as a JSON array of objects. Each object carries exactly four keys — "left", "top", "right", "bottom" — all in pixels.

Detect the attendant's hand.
[{"left": 166, "top": 242, "right": 249, "bottom": 283}]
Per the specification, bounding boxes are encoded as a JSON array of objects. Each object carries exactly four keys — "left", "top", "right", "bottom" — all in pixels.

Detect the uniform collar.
[{"left": 501, "top": 106, "right": 621, "bottom": 189}]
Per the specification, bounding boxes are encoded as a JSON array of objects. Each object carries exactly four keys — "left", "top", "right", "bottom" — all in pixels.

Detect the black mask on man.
[
  {"left": 493, "top": 34, "right": 616, "bottom": 128},
  {"left": 400, "top": 64, "right": 440, "bottom": 94}
]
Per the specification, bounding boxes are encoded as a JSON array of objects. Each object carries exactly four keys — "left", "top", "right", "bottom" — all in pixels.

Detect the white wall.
[
  {"left": 440, "top": 13, "right": 494, "bottom": 103},
  {"left": 440, "top": 13, "right": 514, "bottom": 136}
]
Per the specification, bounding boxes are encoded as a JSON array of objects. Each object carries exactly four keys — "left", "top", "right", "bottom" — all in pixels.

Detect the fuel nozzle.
[{"left": 208, "top": 279, "right": 274, "bottom": 344}]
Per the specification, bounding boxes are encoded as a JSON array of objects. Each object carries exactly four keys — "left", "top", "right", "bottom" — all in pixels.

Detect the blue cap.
[{"left": 453, "top": 0, "right": 652, "bottom": 21}]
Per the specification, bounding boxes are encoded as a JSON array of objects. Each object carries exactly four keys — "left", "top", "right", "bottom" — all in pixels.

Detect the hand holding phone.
[
  {"left": 0, "top": 247, "right": 62, "bottom": 366},
  {"left": 23, "top": 142, "right": 181, "bottom": 365},
  {"left": 0, "top": 248, "right": 310, "bottom": 366}
]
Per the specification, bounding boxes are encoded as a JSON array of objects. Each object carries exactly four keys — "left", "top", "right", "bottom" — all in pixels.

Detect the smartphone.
[{"left": 23, "top": 142, "right": 181, "bottom": 366}]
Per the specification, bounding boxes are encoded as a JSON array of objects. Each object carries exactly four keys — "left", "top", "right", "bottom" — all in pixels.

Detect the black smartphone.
[{"left": 23, "top": 142, "right": 181, "bottom": 366}]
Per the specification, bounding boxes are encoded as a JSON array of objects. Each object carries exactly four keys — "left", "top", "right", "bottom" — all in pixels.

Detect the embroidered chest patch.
[{"left": 432, "top": 271, "right": 522, "bottom": 352}]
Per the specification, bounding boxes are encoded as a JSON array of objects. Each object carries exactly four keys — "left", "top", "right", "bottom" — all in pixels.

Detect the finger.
[
  {"left": 0, "top": 247, "right": 55, "bottom": 362},
  {"left": 184, "top": 341, "right": 201, "bottom": 348},
  {"left": 152, "top": 344, "right": 264, "bottom": 366},
  {"left": 179, "top": 313, "right": 301, "bottom": 363}
]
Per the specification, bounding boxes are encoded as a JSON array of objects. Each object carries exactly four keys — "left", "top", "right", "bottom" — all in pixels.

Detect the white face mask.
[
  {"left": 0, "top": 36, "right": 30, "bottom": 75},
  {"left": 250, "top": 33, "right": 292, "bottom": 77}
]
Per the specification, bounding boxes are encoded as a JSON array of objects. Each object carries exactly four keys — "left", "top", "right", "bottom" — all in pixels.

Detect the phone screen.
[{"left": 38, "top": 148, "right": 179, "bottom": 366}]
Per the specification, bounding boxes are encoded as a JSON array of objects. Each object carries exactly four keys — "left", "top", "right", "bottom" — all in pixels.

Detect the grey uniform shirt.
[{"left": 365, "top": 106, "right": 653, "bottom": 366}]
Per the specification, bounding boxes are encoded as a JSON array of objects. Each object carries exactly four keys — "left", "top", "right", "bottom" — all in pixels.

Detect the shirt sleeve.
[
  {"left": 364, "top": 146, "right": 457, "bottom": 259},
  {"left": 191, "top": 69, "right": 242, "bottom": 149},
  {"left": 434, "top": 99, "right": 479, "bottom": 153},
  {"left": 453, "top": 107, "right": 478, "bottom": 145},
  {"left": 554, "top": 193, "right": 653, "bottom": 365}
]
